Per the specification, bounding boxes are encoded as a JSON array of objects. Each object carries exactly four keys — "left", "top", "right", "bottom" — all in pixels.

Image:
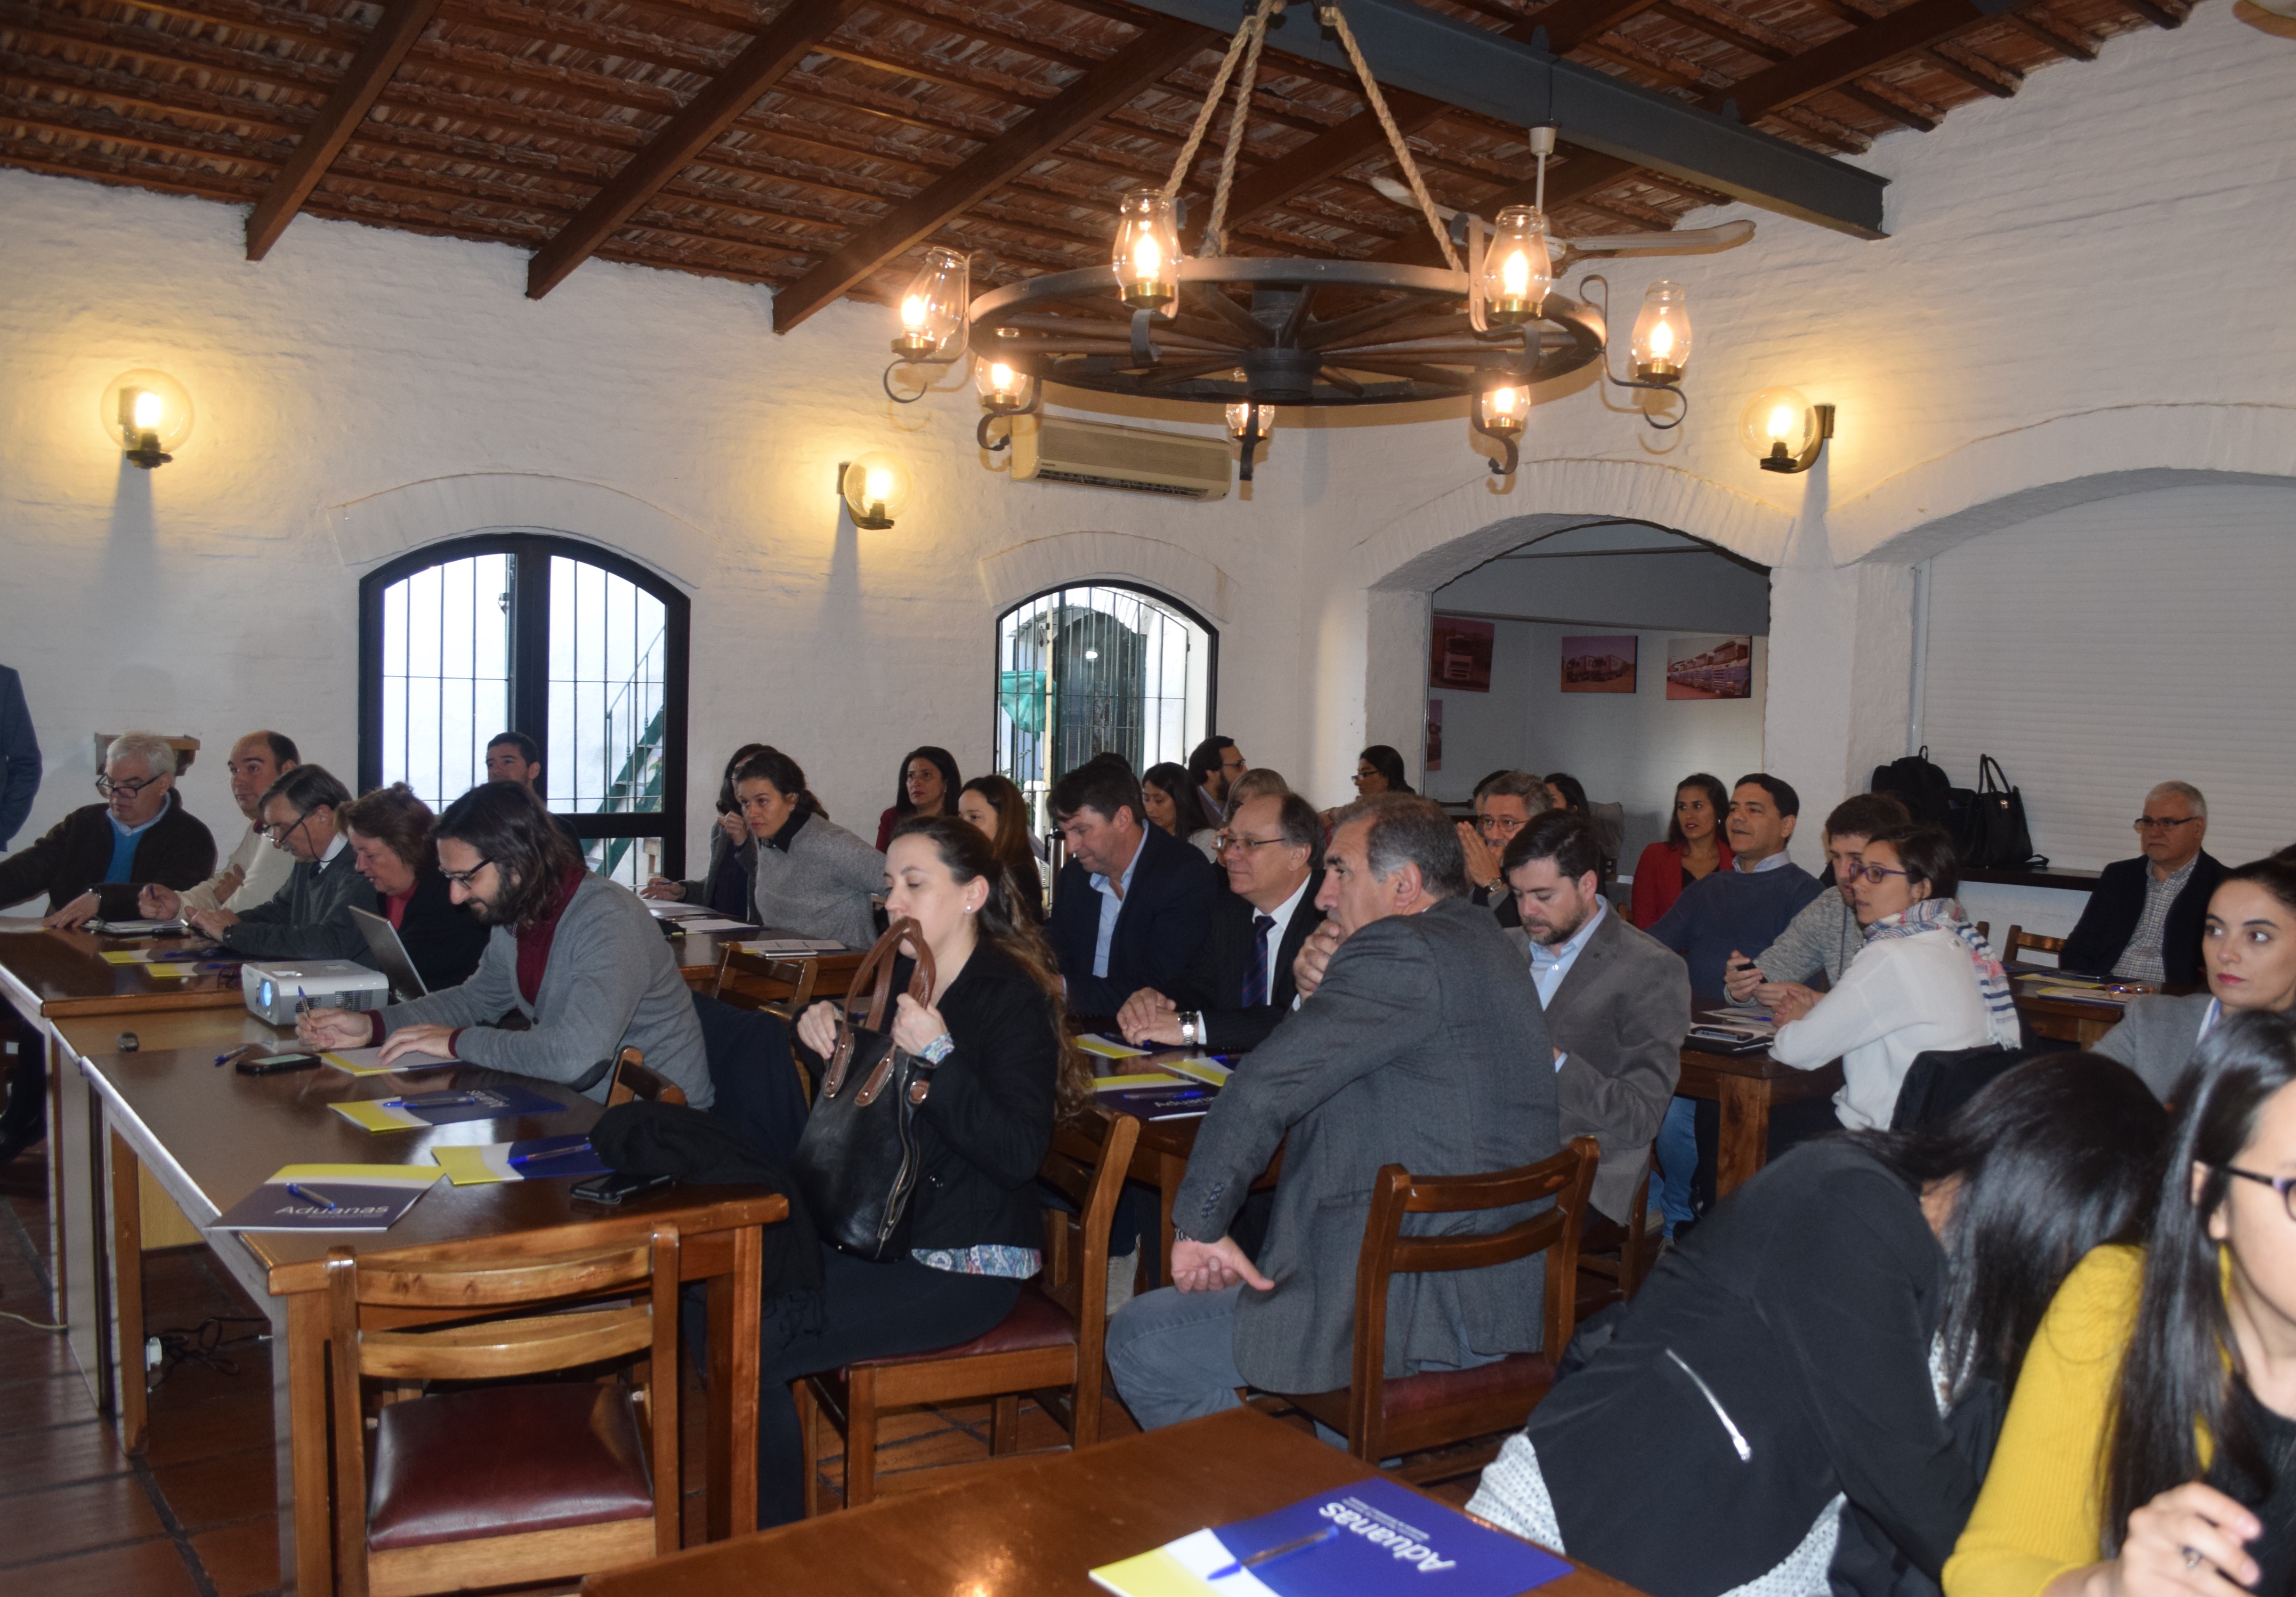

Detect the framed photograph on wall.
[
  {"left": 1429, "top": 614, "right": 1494, "bottom": 692},
  {"left": 1425, "top": 698, "right": 1444, "bottom": 771},
  {"left": 1560, "top": 634, "right": 1637, "bottom": 694},
  {"left": 1665, "top": 634, "right": 1753, "bottom": 700}
]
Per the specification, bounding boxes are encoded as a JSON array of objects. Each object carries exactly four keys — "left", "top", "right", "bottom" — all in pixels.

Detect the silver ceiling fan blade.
[{"left": 1368, "top": 174, "right": 1462, "bottom": 222}]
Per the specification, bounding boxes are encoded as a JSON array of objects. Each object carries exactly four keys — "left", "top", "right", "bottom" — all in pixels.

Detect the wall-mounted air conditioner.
[{"left": 1010, "top": 415, "right": 1233, "bottom": 501}]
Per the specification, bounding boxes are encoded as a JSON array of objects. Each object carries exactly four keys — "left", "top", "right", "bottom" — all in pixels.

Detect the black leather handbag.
[
  {"left": 1967, "top": 754, "right": 2042, "bottom": 869},
  {"left": 789, "top": 918, "right": 940, "bottom": 1261}
]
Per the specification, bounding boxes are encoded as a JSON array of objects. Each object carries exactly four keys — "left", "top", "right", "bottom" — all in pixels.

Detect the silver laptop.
[{"left": 349, "top": 906, "right": 429, "bottom": 1002}]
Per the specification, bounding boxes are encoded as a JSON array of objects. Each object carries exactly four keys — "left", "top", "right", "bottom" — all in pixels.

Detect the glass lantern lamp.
[
  {"left": 1479, "top": 206, "right": 1551, "bottom": 325},
  {"left": 1475, "top": 382, "right": 1529, "bottom": 438},
  {"left": 99, "top": 369, "right": 193, "bottom": 468},
  {"left": 1112, "top": 189, "right": 1180, "bottom": 311},
  {"left": 892, "top": 247, "right": 969, "bottom": 358},
  {"left": 1630, "top": 281, "right": 1692, "bottom": 385},
  {"left": 976, "top": 354, "right": 1034, "bottom": 412},
  {"left": 1225, "top": 399, "right": 1272, "bottom": 481}
]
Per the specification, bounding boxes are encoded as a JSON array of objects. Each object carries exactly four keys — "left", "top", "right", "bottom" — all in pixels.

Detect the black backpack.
[{"left": 1870, "top": 746, "right": 1956, "bottom": 832}]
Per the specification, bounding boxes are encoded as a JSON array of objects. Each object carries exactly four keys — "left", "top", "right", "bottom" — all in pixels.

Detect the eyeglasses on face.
[
  {"left": 1847, "top": 862, "right": 1910, "bottom": 885},
  {"left": 1216, "top": 833, "right": 1287, "bottom": 855},
  {"left": 2223, "top": 1166, "right": 2296, "bottom": 1222},
  {"left": 95, "top": 773, "right": 164, "bottom": 799},
  {"left": 1478, "top": 814, "right": 1526, "bottom": 837},
  {"left": 261, "top": 811, "right": 312, "bottom": 845},
  {"left": 439, "top": 858, "right": 495, "bottom": 888},
  {"left": 2133, "top": 816, "right": 2201, "bottom": 833}
]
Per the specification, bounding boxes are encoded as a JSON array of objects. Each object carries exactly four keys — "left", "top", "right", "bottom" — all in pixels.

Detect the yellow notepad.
[
  {"left": 1094, "top": 1073, "right": 1190, "bottom": 1092},
  {"left": 1078, "top": 1035, "right": 1149, "bottom": 1060},
  {"left": 331, "top": 1100, "right": 428, "bottom": 1133},
  {"left": 1162, "top": 1057, "right": 1233, "bottom": 1087}
]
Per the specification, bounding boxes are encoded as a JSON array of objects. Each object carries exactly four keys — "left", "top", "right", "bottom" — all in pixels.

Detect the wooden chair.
[
  {"left": 1575, "top": 1152, "right": 1658, "bottom": 1317},
  {"left": 2003, "top": 925, "right": 2067, "bottom": 966},
  {"left": 1974, "top": 920, "right": 1990, "bottom": 946},
  {"left": 714, "top": 946, "right": 818, "bottom": 1021},
  {"left": 325, "top": 1227, "right": 683, "bottom": 1597},
  {"left": 1279, "top": 1135, "right": 1598, "bottom": 1482},
  {"left": 795, "top": 1112, "right": 1142, "bottom": 1513},
  {"left": 606, "top": 1045, "right": 686, "bottom": 1108}
]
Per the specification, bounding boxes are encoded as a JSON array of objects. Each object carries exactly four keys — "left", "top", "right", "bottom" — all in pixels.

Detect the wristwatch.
[{"left": 1179, "top": 1011, "right": 1204, "bottom": 1047}]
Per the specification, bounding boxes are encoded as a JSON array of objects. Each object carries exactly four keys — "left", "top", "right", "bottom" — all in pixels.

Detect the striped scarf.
[{"left": 1864, "top": 897, "right": 2020, "bottom": 1049}]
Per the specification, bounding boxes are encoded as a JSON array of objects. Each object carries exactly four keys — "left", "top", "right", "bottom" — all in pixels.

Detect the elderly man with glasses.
[
  {"left": 191, "top": 764, "right": 378, "bottom": 961},
  {"left": 0, "top": 731, "right": 216, "bottom": 1165},
  {"left": 0, "top": 731, "right": 216, "bottom": 929},
  {"left": 2060, "top": 780, "right": 2226, "bottom": 987}
]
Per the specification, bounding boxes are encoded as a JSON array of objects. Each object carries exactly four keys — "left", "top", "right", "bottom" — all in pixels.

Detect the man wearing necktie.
[{"left": 1118, "top": 792, "right": 1324, "bottom": 1053}]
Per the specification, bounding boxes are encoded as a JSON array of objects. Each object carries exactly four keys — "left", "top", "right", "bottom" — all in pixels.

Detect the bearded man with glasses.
[
  {"left": 0, "top": 731, "right": 216, "bottom": 1165},
  {"left": 2061, "top": 780, "right": 2227, "bottom": 987}
]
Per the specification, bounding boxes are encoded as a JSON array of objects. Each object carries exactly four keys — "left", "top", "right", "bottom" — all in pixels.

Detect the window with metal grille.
[
  {"left": 995, "top": 584, "right": 1216, "bottom": 835},
  {"left": 359, "top": 535, "right": 691, "bottom": 885}
]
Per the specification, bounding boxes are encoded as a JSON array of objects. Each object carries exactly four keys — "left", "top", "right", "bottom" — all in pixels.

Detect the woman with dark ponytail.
[
  {"left": 733, "top": 746, "right": 884, "bottom": 948},
  {"left": 1947, "top": 1010, "right": 2296, "bottom": 1597},
  {"left": 757, "top": 814, "right": 1089, "bottom": 1525}
]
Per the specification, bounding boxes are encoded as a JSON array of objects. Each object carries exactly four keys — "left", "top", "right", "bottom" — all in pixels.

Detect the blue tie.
[{"left": 1243, "top": 914, "right": 1276, "bottom": 1007}]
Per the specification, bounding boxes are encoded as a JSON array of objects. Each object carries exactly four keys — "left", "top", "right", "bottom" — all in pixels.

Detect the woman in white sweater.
[{"left": 1771, "top": 824, "right": 2019, "bottom": 1133}]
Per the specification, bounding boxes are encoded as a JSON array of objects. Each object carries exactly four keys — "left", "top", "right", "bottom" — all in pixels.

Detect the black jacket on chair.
[
  {"left": 0, "top": 793, "right": 216, "bottom": 916},
  {"left": 1165, "top": 870, "right": 1325, "bottom": 1051},
  {"left": 394, "top": 869, "right": 491, "bottom": 993},
  {"left": 2058, "top": 851, "right": 2225, "bottom": 986},
  {"left": 1044, "top": 821, "right": 1220, "bottom": 1017}
]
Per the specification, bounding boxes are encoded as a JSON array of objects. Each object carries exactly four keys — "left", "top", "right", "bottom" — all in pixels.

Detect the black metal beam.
[{"left": 1109, "top": 0, "right": 1888, "bottom": 239}]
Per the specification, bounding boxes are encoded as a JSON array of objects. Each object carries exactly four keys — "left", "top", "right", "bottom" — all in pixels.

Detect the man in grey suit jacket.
[
  {"left": 194, "top": 764, "right": 381, "bottom": 961},
  {"left": 1503, "top": 812, "right": 1689, "bottom": 1225},
  {"left": 1106, "top": 795, "right": 1561, "bottom": 1426}
]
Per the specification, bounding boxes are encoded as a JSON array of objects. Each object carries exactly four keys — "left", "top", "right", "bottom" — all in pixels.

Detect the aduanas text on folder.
[{"left": 1089, "top": 1475, "right": 1568, "bottom": 1597}]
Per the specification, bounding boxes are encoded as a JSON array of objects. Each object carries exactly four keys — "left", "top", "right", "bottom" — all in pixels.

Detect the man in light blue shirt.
[{"left": 1090, "top": 832, "right": 1145, "bottom": 981}]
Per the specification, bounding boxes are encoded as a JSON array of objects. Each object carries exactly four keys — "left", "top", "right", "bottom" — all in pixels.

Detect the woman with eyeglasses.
[
  {"left": 1352, "top": 745, "right": 1414, "bottom": 798},
  {"left": 1945, "top": 1010, "right": 2296, "bottom": 1597},
  {"left": 1769, "top": 824, "right": 2020, "bottom": 1139},
  {"left": 2093, "top": 859, "right": 2296, "bottom": 1102}
]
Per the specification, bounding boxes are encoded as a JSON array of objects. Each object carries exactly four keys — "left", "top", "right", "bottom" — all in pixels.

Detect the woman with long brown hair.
[
  {"left": 761, "top": 813, "right": 1088, "bottom": 1525},
  {"left": 956, "top": 772, "right": 1044, "bottom": 921}
]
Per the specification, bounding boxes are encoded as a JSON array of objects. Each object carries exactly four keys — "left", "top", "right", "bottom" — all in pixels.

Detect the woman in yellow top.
[{"left": 1945, "top": 1010, "right": 2296, "bottom": 1597}]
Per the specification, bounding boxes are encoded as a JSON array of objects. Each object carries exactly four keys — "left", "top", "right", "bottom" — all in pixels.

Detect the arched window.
[
  {"left": 996, "top": 583, "right": 1216, "bottom": 830},
  {"left": 358, "top": 534, "right": 691, "bottom": 883}
]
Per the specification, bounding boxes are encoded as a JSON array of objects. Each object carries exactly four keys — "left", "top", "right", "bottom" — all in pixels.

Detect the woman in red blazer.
[{"left": 1631, "top": 773, "right": 1732, "bottom": 926}]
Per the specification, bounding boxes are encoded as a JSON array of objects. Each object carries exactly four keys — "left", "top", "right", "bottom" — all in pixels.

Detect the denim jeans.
[
  {"left": 1656, "top": 1096, "right": 1698, "bottom": 1233},
  {"left": 1104, "top": 1284, "right": 1248, "bottom": 1431}
]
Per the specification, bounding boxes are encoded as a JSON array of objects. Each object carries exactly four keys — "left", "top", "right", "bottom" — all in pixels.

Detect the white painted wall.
[
  {"left": 1427, "top": 622, "right": 1768, "bottom": 864},
  {"left": 2, "top": 4, "right": 2291, "bottom": 891}
]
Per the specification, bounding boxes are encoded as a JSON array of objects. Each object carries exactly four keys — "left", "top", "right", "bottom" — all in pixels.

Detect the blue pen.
[
  {"left": 1203, "top": 1525, "right": 1338, "bottom": 1580},
  {"left": 383, "top": 1092, "right": 482, "bottom": 1109},
  {"left": 285, "top": 1182, "right": 339, "bottom": 1211},
  {"left": 511, "top": 1142, "right": 592, "bottom": 1167}
]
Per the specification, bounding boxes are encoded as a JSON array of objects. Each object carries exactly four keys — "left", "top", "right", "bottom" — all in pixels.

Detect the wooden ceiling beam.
[
  {"left": 525, "top": 0, "right": 868, "bottom": 299},
  {"left": 245, "top": 0, "right": 442, "bottom": 259},
  {"left": 1695, "top": 0, "right": 2024, "bottom": 122},
  {"left": 770, "top": 14, "right": 1213, "bottom": 333}
]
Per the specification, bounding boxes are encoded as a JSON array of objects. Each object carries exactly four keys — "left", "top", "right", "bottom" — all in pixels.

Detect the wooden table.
[
  {"left": 2006, "top": 970, "right": 2154, "bottom": 1048},
  {"left": 1672, "top": 1010, "right": 1845, "bottom": 1200},
  {"left": 76, "top": 1015, "right": 786, "bottom": 1594},
  {"left": 0, "top": 919, "right": 256, "bottom": 1394},
  {"left": 668, "top": 927, "right": 866, "bottom": 998},
  {"left": 580, "top": 1405, "right": 1647, "bottom": 1597},
  {"left": 1078, "top": 1045, "right": 1280, "bottom": 1278}
]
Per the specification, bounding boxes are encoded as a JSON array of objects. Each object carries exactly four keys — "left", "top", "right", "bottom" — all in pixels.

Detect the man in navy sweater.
[{"left": 1645, "top": 773, "right": 1827, "bottom": 1235}]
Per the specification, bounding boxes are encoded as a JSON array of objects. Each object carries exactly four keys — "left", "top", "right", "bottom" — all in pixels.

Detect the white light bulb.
[
  {"left": 1133, "top": 233, "right": 1161, "bottom": 277},
  {"left": 1767, "top": 405, "right": 1796, "bottom": 440},
  {"left": 1500, "top": 251, "right": 1530, "bottom": 298},
  {"left": 900, "top": 294, "right": 928, "bottom": 330},
  {"left": 1490, "top": 386, "right": 1520, "bottom": 417},
  {"left": 131, "top": 390, "right": 164, "bottom": 430},
  {"left": 1084, "top": 649, "right": 1100, "bottom": 662},
  {"left": 1647, "top": 320, "right": 1675, "bottom": 359},
  {"left": 866, "top": 467, "right": 895, "bottom": 504},
  {"left": 990, "top": 361, "right": 1015, "bottom": 392}
]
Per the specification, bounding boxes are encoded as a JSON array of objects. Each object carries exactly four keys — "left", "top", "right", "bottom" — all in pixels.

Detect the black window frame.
[{"left": 357, "top": 532, "right": 692, "bottom": 877}]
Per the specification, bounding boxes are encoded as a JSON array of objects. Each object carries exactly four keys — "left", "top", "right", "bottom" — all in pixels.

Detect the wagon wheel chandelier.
[{"left": 886, "top": 0, "right": 1751, "bottom": 481}]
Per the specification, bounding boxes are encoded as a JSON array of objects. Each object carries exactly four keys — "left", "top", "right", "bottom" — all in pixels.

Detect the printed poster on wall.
[
  {"left": 1429, "top": 615, "right": 1494, "bottom": 692},
  {"left": 1665, "top": 634, "right": 1753, "bottom": 700},
  {"left": 1559, "top": 635, "right": 1637, "bottom": 694},
  {"left": 1425, "top": 698, "right": 1444, "bottom": 771}
]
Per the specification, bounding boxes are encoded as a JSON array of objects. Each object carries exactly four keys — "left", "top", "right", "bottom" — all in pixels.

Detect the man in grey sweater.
[
  {"left": 1724, "top": 792, "right": 1911, "bottom": 1007},
  {"left": 298, "top": 783, "right": 710, "bottom": 1107}
]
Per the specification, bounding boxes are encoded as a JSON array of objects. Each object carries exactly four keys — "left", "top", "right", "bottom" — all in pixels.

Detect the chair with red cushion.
[
  {"left": 795, "top": 1112, "right": 1141, "bottom": 1512},
  {"left": 324, "top": 1226, "right": 683, "bottom": 1597},
  {"left": 1278, "top": 1135, "right": 1597, "bottom": 1483}
]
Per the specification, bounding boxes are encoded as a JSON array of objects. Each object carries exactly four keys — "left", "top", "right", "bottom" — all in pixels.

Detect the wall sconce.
[
  {"left": 1224, "top": 400, "right": 1272, "bottom": 483},
  {"left": 1469, "top": 382, "right": 1529, "bottom": 477},
  {"left": 1742, "top": 388, "right": 1834, "bottom": 473},
  {"left": 837, "top": 453, "right": 910, "bottom": 530},
  {"left": 100, "top": 369, "right": 193, "bottom": 469}
]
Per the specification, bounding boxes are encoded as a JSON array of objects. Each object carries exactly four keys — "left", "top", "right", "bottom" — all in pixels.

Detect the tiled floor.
[{"left": 0, "top": 1135, "right": 1196, "bottom": 1595}]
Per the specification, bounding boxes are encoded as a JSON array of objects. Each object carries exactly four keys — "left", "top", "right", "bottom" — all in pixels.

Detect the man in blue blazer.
[{"left": 1044, "top": 757, "right": 1219, "bottom": 1017}]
